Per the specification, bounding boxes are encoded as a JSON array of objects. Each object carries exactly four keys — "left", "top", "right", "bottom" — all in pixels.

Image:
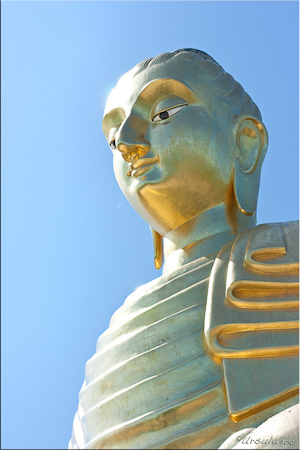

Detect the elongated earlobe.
[
  {"left": 150, "top": 227, "right": 163, "bottom": 269},
  {"left": 234, "top": 162, "right": 262, "bottom": 215}
]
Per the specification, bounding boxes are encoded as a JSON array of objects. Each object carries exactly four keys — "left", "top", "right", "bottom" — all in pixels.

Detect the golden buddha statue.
[{"left": 69, "top": 49, "right": 299, "bottom": 449}]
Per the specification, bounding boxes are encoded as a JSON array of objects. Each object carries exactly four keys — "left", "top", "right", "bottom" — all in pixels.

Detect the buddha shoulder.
[
  {"left": 206, "top": 219, "right": 299, "bottom": 321},
  {"left": 204, "top": 220, "right": 299, "bottom": 422}
]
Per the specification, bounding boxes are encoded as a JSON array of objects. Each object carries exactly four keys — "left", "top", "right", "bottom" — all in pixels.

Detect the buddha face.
[{"left": 103, "top": 57, "right": 239, "bottom": 236}]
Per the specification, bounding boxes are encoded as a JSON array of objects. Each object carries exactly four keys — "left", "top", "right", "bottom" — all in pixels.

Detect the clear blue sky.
[{"left": 2, "top": 1, "right": 298, "bottom": 448}]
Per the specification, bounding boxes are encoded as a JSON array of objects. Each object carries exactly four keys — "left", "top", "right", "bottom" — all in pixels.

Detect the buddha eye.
[
  {"left": 110, "top": 139, "right": 116, "bottom": 150},
  {"left": 152, "top": 104, "right": 187, "bottom": 122}
]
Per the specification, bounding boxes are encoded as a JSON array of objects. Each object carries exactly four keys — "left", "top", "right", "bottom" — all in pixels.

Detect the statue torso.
[{"left": 70, "top": 222, "right": 299, "bottom": 449}]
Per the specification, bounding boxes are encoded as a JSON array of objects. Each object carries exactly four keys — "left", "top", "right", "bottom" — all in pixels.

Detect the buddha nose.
[{"left": 116, "top": 116, "right": 151, "bottom": 162}]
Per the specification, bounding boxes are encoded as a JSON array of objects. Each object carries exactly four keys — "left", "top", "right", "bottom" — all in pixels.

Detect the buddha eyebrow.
[
  {"left": 102, "top": 107, "right": 126, "bottom": 139},
  {"left": 138, "top": 78, "right": 197, "bottom": 104}
]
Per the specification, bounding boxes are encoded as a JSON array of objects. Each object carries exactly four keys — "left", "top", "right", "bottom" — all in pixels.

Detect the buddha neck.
[{"left": 162, "top": 202, "right": 256, "bottom": 275}]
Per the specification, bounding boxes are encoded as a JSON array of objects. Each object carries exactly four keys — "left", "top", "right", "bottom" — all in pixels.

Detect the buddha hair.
[{"left": 134, "top": 48, "right": 262, "bottom": 121}]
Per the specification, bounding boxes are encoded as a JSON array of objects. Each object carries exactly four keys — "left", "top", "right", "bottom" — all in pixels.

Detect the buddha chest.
[
  {"left": 70, "top": 222, "right": 299, "bottom": 449},
  {"left": 72, "top": 255, "right": 239, "bottom": 448}
]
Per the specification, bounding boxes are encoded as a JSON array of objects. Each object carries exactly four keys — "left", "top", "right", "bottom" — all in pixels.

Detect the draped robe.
[{"left": 70, "top": 221, "right": 299, "bottom": 449}]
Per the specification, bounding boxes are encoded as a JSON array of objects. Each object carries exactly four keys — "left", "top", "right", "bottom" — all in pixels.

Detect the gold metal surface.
[
  {"left": 151, "top": 227, "right": 163, "bottom": 269},
  {"left": 227, "top": 281, "right": 299, "bottom": 309},
  {"left": 70, "top": 49, "right": 299, "bottom": 449},
  {"left": 245, "top": 248, "right": 299, "bottom": 274},
  {"left": 230, "top": 385, "right": 299, "bottom": 422},
  {"left": 102, "top": 53, "right": 266, "bottom": 241}
]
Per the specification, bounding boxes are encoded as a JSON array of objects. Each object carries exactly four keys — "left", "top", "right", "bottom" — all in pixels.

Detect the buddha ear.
[{"left": 233, "top": 115, "right": 268, "bottom": 215}]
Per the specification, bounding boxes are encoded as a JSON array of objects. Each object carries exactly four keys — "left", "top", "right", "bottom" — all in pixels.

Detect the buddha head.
[{"left": 103, "top": 48, "right": 268, "bottom": 244}]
